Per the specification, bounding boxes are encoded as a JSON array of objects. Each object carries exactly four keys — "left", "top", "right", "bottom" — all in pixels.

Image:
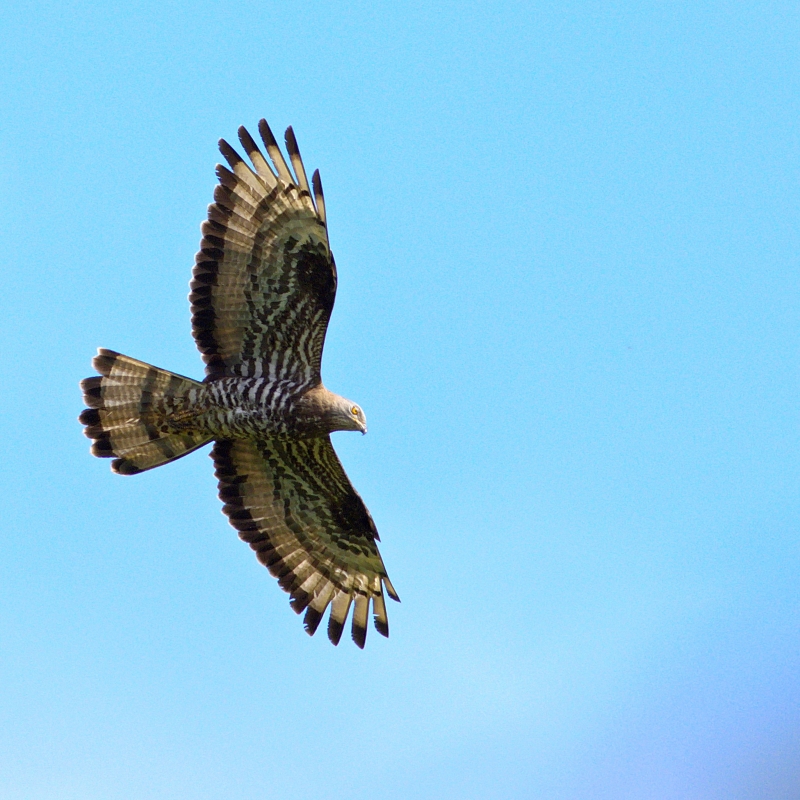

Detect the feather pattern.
[
  {"left": 258, "top": 118, "right": 294, "bottom": 185},
  {"left": 80, "top": 119, "right": 398, "bottom": 648},
  {"left": 80, "top": 349, "right": 212, "bottom": 474},
  {"left": 311, "top": 169, "right": 327, "bottom": 227},
  {"left": 212, "top": 436, "right": 393, "bottom": 648},
  {"left": 237, "top": 126, "right": 278, "bottom": 188},
  {"left": 192, "top": 123, "right": 333, "bottom": 383},
  {"left": 284, "top": 126, "right": 312, "bottom": 195}
]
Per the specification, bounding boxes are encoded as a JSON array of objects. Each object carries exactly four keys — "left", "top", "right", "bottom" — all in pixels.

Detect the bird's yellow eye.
[{"left": 351, "top": 406, "right": 359, "bottom": 416}]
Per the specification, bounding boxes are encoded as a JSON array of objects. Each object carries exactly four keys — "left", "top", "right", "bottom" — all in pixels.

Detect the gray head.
[
  {"left": 295, "top": 385, "right": 367, "bottom": 435},
  {"left": 331, "top": 395, "right": 367, "bottom": 434}
]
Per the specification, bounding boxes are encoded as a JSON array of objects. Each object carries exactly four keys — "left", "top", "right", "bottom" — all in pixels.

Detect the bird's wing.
[
  {"left": 213, "top": 437, "right": 399, "bottom": 648},
  {"left": 192, "top": 120, "right": 335, "bottom": 384}
]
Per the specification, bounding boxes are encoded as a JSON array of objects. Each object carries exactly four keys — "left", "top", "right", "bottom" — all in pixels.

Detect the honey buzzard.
[{"left": 79, "top": 120, "right": 399, "bottom": 648}]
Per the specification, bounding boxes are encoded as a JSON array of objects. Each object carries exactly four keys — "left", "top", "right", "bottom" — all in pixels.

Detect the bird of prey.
[{"left": 79, "top": 119, "right": 398, "bottom": 648}]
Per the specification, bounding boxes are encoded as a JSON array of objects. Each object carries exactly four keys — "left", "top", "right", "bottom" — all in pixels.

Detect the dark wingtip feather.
[
  {"left": 92, "top": 352, "right": 117, "bottom": 376},
  {"left": 328, "top": 617, "right": 344, "bottom": 646},
  {"left": 257, "top": 118, "right": 293, "bottom": 184},
  {"left": 290, "top": 590, "right": 310, "bottom": 614},
  {"left": 284, "top": 126, "right": 310, "bottom": 192},
  {"left": 277, "top": 570, "right": 301, "bottom": 593},
  {"left": 80, "top": 375, "right": 102, "bottom": 399},
  {"left": 303, "top": 607, "right": 323, "bottom": 636},
  {"left": 237, "top": 125, "right": 276, "bottom": 183},
  {"left": 215, "top": 163, "right": 236, "bottom": 186},
  {"left": 217, "top": 138, "right": 243, "bottom": 171},
  {"left": 91, "top": 437, "right": 114, "bottom": 458},
  {"left": 352, "top": 623, "right": 366, "bottom": 649},
  {"left": 351, "top": 594, "right": 368, "bottom": 649},
  {"left": 311, "top": 169, "right": 326, "bottom": 225},
  {"left": 78, "top": 408, "right": 100, "bottom": 427},
  {"left": 373, "top": 592, "right": 389, "bottom": 638},
  {"left": 284, "top": 125, "right": 298, "bottom": 153},
  {"left": 112, "top": 458, "right": 142, "bottom": 475},
  {"left": 383, "top": 576, "right": 401, "bottom": 602},
  {"left": 237, "top": 125, "right": 260, "bottom": 156},
  {"left": 213, "top": 183, "right": 234, "bottom": 208},
  {"left": 257, "top": 118, "right": 278, "bottom": 148}
]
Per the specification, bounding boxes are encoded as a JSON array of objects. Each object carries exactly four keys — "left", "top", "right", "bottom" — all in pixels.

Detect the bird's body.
[
  {"left": 80, "top": 119, "right": 397, "bottom": 648},
  {"left": 192, "top": 376, "right": 302, "bottom": 439},
  {"left": 154, "top": 377, "right": 359, "bottom": 439}
]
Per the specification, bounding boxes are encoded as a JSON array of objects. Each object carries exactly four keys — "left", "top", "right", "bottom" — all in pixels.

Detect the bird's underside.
[{"left": 79, "top": 119, "right": 398, "bottom": 648}]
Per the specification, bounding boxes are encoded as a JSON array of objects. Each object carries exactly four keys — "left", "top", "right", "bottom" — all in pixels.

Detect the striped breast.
[{"left": 197, "top": 377, "right": 310, "bottom": 438}]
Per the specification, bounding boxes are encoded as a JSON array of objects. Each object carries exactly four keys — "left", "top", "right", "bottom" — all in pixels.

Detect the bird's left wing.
[
  {"left": 192, "top": 120, "right": 335, "bottom": 385},
  {"left": 212, "top": 437, "right": 399, "bottom": 648}
]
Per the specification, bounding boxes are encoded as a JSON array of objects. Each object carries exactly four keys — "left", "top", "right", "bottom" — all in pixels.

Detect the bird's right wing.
[{"left": 212, "top": 437, "right": 399, "bottom": 648}]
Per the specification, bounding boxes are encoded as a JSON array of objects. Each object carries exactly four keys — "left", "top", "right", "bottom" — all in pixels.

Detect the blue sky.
[{"left": 2, "top": 2, "right": 799, "bottom": 798}]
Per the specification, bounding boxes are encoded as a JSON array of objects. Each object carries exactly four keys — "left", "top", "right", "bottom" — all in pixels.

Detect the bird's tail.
[{"left": 79, "top": 349, "right": 213, "bottom": 475}]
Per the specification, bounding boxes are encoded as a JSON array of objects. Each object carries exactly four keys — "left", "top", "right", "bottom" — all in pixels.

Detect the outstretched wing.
[
  {"left": 213, "top": 437, "right": 400, "bottom": 648},
  {"left": 191, "top": 120, "right": 335, "bottom": 384}
]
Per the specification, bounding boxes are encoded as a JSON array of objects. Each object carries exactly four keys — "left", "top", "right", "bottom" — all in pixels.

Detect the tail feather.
[{"left": 79, "top": 349, "right": 212, "bottom": 474}]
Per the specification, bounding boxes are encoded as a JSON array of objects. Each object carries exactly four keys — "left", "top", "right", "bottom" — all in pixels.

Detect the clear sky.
[{"left": 2, "top": 2, "right": 799, "bottom": 798}]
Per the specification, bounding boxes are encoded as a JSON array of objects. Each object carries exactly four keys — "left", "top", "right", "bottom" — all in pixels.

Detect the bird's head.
[
  {"left": 334, "top": 396, "right": 367, "bottom": 434},
  {"left": 295, "top": 385, "right": 368, "bottom": 435}
]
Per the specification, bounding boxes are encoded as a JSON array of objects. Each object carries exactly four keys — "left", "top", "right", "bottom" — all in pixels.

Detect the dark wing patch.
[
  {"left": 213, "top": 437, "right": 399, "bottom": 648},
  {"left": 192, "top": 120, "right": 335, "bottom": 384}
]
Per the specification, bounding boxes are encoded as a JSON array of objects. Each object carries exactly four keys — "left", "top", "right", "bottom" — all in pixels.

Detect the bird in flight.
[{"left": 79, "top": 119, "right": 399, "bottom": 648}]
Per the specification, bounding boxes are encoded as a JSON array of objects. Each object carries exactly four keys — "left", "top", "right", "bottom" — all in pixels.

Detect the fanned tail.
[{"left": 79, "top": 349, "right": 212, "bottom": 474}]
